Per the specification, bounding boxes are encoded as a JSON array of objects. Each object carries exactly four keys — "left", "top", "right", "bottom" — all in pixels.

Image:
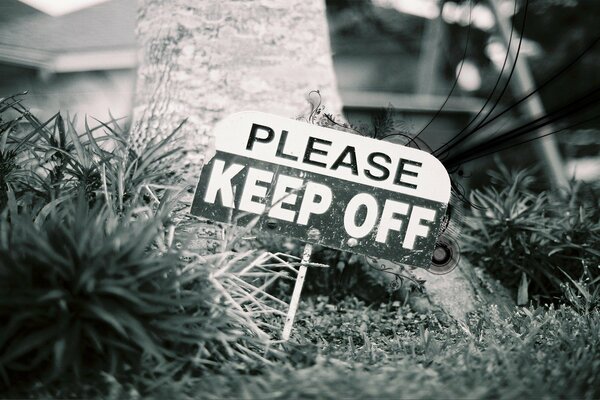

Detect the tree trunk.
[
  {"left": 132, "top": 0, "right": 514, "bottom": 323},
  {"left": 132, "top": 0, "right": 342, "bottom": 174}
]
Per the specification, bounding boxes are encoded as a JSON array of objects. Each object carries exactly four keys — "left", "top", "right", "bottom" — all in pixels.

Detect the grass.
[{"left": 114, "top": 297, "right": 599, "bottom": 399}]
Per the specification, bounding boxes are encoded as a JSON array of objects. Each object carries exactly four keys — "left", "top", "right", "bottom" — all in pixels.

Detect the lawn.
[{"left": 132, "top": 298, "right": 600, "bottom": 400}]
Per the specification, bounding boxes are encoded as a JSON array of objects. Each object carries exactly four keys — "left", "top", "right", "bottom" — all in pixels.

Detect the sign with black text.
[{"left": 191, "top": 112, "right": 451, "bottom": 268}]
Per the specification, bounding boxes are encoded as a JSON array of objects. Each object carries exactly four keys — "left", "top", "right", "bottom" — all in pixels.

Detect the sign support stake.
[{"left": 282, "top": 243, "right": 313, "bottom": 340}]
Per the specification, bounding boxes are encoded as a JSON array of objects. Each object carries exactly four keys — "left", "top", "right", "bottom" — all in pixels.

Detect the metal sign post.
[{"left": 282, "top": 243, "right": 312, "bottom": 340}]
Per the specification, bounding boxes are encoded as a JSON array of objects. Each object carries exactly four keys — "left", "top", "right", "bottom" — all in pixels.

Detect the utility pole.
[
  {"left": 487, "top": 0, "right": 569, "bottom": 189},
  {"left": 416, "top": 15, "right": 444, "bottom": 95}
]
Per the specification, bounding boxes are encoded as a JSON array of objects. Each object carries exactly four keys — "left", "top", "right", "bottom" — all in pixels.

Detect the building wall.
[{"left": 0, "top": 64, "right": 136, "bottom": 125}]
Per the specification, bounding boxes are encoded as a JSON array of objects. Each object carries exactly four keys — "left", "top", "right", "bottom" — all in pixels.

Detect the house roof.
[
  {"left": 0, "top": 0, "right": 136, "bottom": 72},
  {"left": 0, "top": 0, "right": 39, "bottom": 23}
]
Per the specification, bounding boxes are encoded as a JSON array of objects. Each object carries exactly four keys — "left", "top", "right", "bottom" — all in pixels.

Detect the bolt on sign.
[{"left": 191, "top": 111, "right": 451, "bottom": 269}]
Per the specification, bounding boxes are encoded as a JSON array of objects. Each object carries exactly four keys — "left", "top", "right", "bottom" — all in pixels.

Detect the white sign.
[{"left": 192, "top": 111, "right": 451, "bottom": 268}]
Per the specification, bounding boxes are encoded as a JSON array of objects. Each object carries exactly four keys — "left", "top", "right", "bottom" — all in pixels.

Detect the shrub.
[
  {"left": 0, "top": 94, "right": 184, "bottom": 214},
  {"left": 462, "top": 164, "right": 600, "bottom": 309},
  {"left": 0, "top": 96, "right": 280, "bottom": 396},
  {"left": 0, "top": 195, "right": 207, "bottom": 392}
]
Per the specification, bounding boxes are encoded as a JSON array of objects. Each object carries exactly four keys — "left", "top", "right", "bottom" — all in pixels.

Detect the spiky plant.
[
  {"left": 0, "top": 94, "right": 186, "bottom": 215},
  {"left": 0, "top": 196, "right": 162, "bottom": 385},
  {"left": 0, "top": 191, "right": 284, "bottom": 396},
  {"left": 462, "top": 165, "right": 600, "bottom": 308},
  {"left": 0, "top": 95, "right": 285, "bottom": 397}
]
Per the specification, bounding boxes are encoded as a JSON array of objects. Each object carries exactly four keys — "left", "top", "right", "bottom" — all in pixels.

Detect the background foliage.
[{"left": 462, "top": 162, "right": 600, "bottom": 310}]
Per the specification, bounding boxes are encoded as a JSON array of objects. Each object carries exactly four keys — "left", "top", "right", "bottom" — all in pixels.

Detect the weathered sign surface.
[{"left": 191, "top": 111, "right": 451, "bottom": 268}]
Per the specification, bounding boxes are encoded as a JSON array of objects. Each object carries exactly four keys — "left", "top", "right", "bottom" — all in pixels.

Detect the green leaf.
[
  {"left": 95, "top": 285, "right": 159, "bottom": 313},
  {"left": 0, "top": 325, "right": 61, "bottom": 365},
  {"left": 83, "top": 303, "right": 128, "bottom": 338},
  {"left": 13, "top": 112, "right": 60, "bottom": 152}
]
